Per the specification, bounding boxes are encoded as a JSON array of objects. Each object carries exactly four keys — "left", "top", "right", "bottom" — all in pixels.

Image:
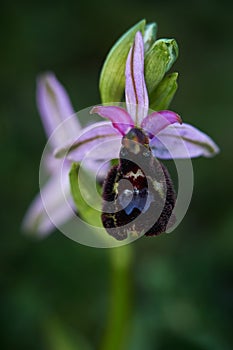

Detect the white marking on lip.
[{"left": 125, "top": 169, "right": 144, "bottom": 179}]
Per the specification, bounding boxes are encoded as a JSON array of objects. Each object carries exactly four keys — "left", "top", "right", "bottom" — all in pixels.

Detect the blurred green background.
[{"left": 1, "top": 0, "right": 233, "bottom": 349}]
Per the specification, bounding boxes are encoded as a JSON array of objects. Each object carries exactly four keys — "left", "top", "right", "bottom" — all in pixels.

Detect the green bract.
[
  {"left": 69, "top": 163, "right": 102, "bottom": 227},
  {"left": 143, "top": 23, "right": 157, "bottom": 52},
  {"left": 150, "top": 72, "right": 178, "bottom": 111},
  {"left": 99, "top": 19, "right": 146, "bottom": 103}
]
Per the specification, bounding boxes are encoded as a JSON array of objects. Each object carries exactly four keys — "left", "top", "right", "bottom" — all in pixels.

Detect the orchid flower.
[
  {"left": 24, "top": 29, "right": 219, "bottom": 240},
  {"left": 22, "top": 73, "right": 105, "bottom": 235},
  {"left": 55, "top": 31, "right": 219, "bottom": 165}
]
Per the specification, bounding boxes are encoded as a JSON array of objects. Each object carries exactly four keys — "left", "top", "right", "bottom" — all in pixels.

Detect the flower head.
[
  {"left": 56, "top": 31, "right": 219, "bottom": 164},
  {"left": 24, "top": 27, "right": 219, "bottom": 242},
  {"left": 53, "top": 31, "right": 219, "bottom": 241}
]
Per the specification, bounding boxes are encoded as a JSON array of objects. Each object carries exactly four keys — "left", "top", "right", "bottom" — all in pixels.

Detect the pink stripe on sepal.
[
  {"left": 125, "top": 31, "right": 149, "bottom": 125},
  {"left": 150, "top": 123, "right": 220, "bottom": 159}
]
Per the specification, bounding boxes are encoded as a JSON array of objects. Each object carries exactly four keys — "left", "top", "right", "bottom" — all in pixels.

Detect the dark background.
[{"left": 1, "top": 0, "right": 233, "bottom": 349}]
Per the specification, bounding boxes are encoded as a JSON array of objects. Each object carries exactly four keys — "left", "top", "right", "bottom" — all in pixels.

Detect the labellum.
[{"left": 102, "top": 127, "right": 176, "bottom": 241}]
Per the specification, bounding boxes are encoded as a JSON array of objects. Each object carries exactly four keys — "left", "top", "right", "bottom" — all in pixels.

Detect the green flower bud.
[
  {"left": 150, "top": 72, "right": 178, "bottom": 111},
  {"left": 99, "top": 20, "right": 146, "bottom": 104},
  {"left": 145, "top": 38, "right": 179, "bottom": 98},
  {"left": 156, "top": 38, "right": 179, "bottom": 71}
]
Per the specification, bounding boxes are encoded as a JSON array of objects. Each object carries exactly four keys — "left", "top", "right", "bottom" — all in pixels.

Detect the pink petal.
[
  {"left": 43, "top": 151, "right": 63, "bottom": 174},
  {"left": 22, "top": 167, "right": 73, "bottom": 236},
  {"left": 91, "top": 105, "right": 134, "bottom": 135},
  {"left": 125, "top": 31, "right": 149, "bottom": 125},
  {"left": 142, "top": 110, "right": 182, "bottom": 136},
  {"left": 54, "top": 121, "right": 122, "bottom": 162},
  {"left": 37, "top": 72, "right": 81, "bottom": 149},
  {"left": 150, "top": 123, "right": 220, "bottom": 159},
  {"left": 74, "top": 137, "right": 122, "bottom": 162}
]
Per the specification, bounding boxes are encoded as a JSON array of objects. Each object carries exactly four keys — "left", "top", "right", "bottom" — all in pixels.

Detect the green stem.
[{"left": 100, "top": 244, "right": 133, "bottom": 350}]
